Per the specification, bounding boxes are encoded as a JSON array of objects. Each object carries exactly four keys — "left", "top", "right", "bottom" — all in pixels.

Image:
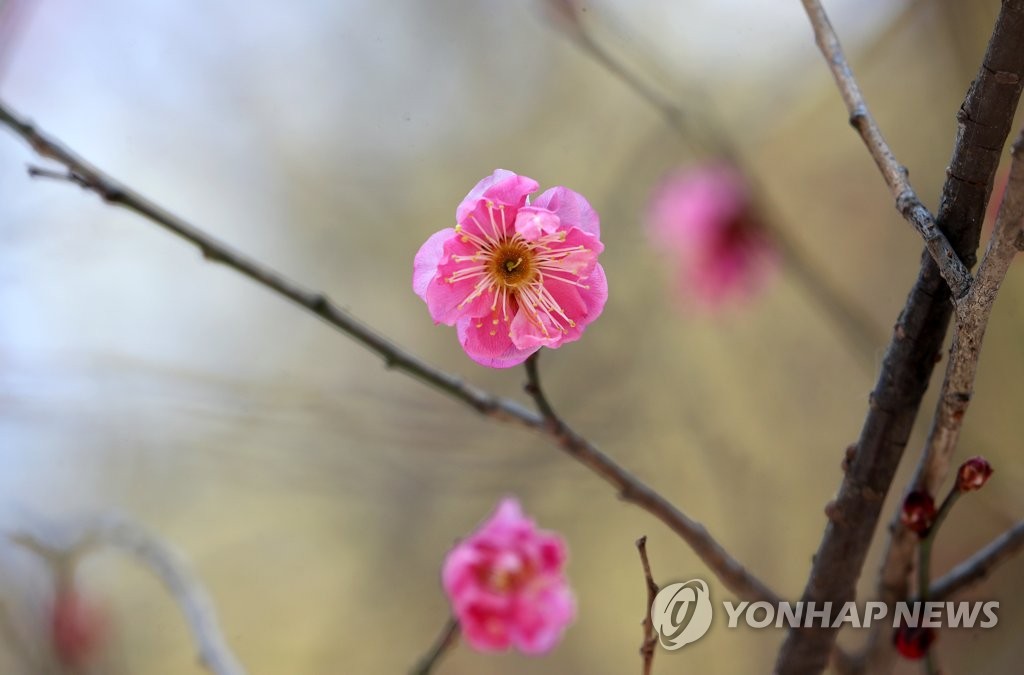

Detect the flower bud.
[
  {"left": 900, "top": 490, "right": 936, "bottom": 536},
  {"left": 893, "top": 624, "right": 935, "bottom": 660},
  {"left": 956, "top": 456, "right": 994, "bottom": 492}
]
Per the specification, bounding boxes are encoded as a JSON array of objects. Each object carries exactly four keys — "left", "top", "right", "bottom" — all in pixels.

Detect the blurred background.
[{"left": 1, "top": 0, "right": 1023, "bottom": 672}]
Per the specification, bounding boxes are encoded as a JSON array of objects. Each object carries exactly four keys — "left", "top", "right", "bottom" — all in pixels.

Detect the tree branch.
[
  {"left": 0, "top": 99, "right": 780, "bottom": 606},
  {"left": 925, "top": 520, "right": 1024, "bottom": 602},
  {"left": 635, "top": 536, "right": 658, "bottom": 675},
  {"left": 860, "top": 129, "right": 1024, "bottom": 673},
  {"left": 11, "top": 515, "right": 246, "bottom": 675},
  {"left": 775, "top": 2, "right": 1024, "bottom": 672},
  {"left": 800, "top": 0, "right": 972, "bottom": 299},
  {"left": 409, "top": 616, "right": 459, "bottom": 675}
]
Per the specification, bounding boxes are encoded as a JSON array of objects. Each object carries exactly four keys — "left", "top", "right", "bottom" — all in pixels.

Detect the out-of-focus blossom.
[
  {"left": 50, "top": 585, "right": 109, "bottom": 668},
  {"left": 414, "top": 169, "right": 607, "bottom": 368},
  {"left": 441, "top": 498, "right": 575, "bottom": 654},
  {"left": 900, "top": 490, "right": 937, "bottom": 536},
  {"left": 893, "top": 624, "right": 935, "bottom": 660},
  {"left": 956, "top": 456, "right": 994, "bottom": 492},
  {"left": 647, "top": 164, "right": 775, "bottom": 309}
]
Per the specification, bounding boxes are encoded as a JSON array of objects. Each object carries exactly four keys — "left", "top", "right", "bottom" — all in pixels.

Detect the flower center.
[{"left": 490, "top": 241, "right": 535, "bottom": 289}]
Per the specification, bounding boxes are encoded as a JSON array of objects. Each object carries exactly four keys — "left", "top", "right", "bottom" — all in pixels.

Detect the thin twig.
[
  {"left": 409, "top": 616, "right": 459, "bottom": 675},
  {"left": 636, "top": 536, "right": 658, "bottom": 675},
  {"left": 925, "top": 520, "right": 1024, "bottom": 602},
  {"left": 0, "top": 99, "right": 780, "bottom": 607},
  {"left": 800, "top": 0, "right": 972, "bottom": 299},
  {"left": 776, "top": 1, "right": 1024, "bottom": 672},
  {"left": 11, "top": 515, "right": 246, "bottom": 675}
]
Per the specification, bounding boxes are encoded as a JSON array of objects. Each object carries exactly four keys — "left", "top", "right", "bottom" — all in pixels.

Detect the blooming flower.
[
  {"left": 442, "top": 498, "right": 575, "bottom": 654},
  {"left": 900, "top": 490, "right": 937, "bottom": 536},
  {"left": 647, "top": 164, "right": 775, "bottom": 309},
  {"left": 956, "top": 456, "right": 994, "bottom": 492},
  {"left": 414, "top": 170, "right": 607, "bottom": 368}
]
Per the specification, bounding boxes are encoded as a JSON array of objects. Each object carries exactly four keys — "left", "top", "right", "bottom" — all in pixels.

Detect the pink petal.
[
  {"left": 532, "top": 186, "right": 600, "bottom": 237},
  {"left": 422, "top": 238, "right": 495, "bottom": 324},
  {"left": 456, "top": 169, "right": 539, "bottom": 223},
  {"left": 413, "top": 228, "right": 454, "bottom": 301},
  {"left": 548, "top": 262, "right": 608, "bottom": 345},
  {"left": 514, "top": 206, "right": 561, "bottom": 241},
  {"left": 456, "top": 314, "right": 539, "bottom": 368},
  {"left": 510, "top": 583, "right": 575, "bottom": 654},
  {"left": 509, "top": 307, "right": 563, "bottom": 350}
]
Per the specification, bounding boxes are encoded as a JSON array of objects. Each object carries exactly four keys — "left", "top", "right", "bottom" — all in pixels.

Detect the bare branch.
[
  {"left": 0, "top": 100, "right": 780, "bottom": 606},
  {"left": 800, "top": 0, "right": 972, "bottom": 299},
  {"left": 776, "top": 2, "right": 1024, "bottom": 672},
  {"left": 409, "top": 617, "right": 459, "bottom": 675},
  {"left": 521, "top": 351, "right": 779, "bottom": 603},
  {"left": 12, "top": 515, "right": 246, "bottom": 675},
  {"left": 861, "top": 129, "right": 1024, "bottom": 672},
  {"left": 635, "top": 536, "right": 658, "bottom": 675},
  {"left": 926, "top": 520, "right": 1024, "bottom": 601}
]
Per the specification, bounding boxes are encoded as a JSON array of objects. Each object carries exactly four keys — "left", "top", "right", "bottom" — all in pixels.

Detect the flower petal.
[
  {"left": 457, "top": 169, "right": 539, "bottom": 223},
  {"left": 413, "top": 228, "right": 455, "bottom": 301},
  {"left": 514, "top": 206, "right": 560, "bottom": 241},
  {"left": 532, "top": 186, "right": 600, "bottom": 237},
  {"left": 456, "top": 314, "right": 539, "bottom": 368}
]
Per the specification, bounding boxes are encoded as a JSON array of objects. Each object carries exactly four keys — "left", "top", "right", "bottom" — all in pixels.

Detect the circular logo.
[{"left": 651, "top": 579, "right": 714, "bottom": 650}]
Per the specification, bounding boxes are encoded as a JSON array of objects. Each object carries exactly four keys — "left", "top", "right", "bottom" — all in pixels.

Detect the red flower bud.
[
  {"left": 957, "top": 456, "right": 994, "bottom": 492},
  {"left": 51, "top": 587, "right": 108, "bottom": 668},
  {"left": 893, "top": 624, "right": 936, "bottom": 660},
  {"left": 900, "top": 490, "right": 936, "bottom": 536}
]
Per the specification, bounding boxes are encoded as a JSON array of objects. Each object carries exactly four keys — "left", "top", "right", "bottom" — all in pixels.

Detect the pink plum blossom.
[
  {"left": 442, "top": 498, "right": 575, "bottom": 654},
  {"left": 414, "top": 170, "right": 607, "bottom": 368},
  {"left": 50, "top": 585, "right": 109, "bottom": 668},
  {"left": 647, "top": 164, "right": 775, "bottom": 309}
]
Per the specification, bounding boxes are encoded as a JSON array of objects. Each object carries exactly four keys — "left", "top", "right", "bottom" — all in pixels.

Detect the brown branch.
[
  {"left": 926, "top": 520, "right": 1024, "bottom": 602},
  {"left": 636, "top": 536, "right": 659, "bottom": 675},
  {"left": 860, "top": 130, "right": 1024, "bottom": 673},
  {"left": 521, "top": 351, "right": 778, "bottom": 603},
  {"left": 776, "top": 2, "right": 1024, "bottom": 672},
  {"left": 409, "top": 616, "right": 459, "bottom": 675},
  {"left": 12, "top": 514, "right": 246, "bottom": 675},
  {"left": 0, "top": 99, "right": 780, "bottom": 607},
  {"left": 800, "top": 0, "right": 972, "bottom": 299}
]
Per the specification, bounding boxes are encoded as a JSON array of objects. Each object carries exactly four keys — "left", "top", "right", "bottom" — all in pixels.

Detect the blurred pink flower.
[
  {"left": 414, "top": 169, "right": 607, "bottom": 368},
  {"left": 442, "top": 498, "right": 575, "bottom": 654},
  {"left": 647, "top": 164, "right": 775, "bottom": 309},
  {"left": 50, "top": 586, "right": 109, "bottom": 668}
]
